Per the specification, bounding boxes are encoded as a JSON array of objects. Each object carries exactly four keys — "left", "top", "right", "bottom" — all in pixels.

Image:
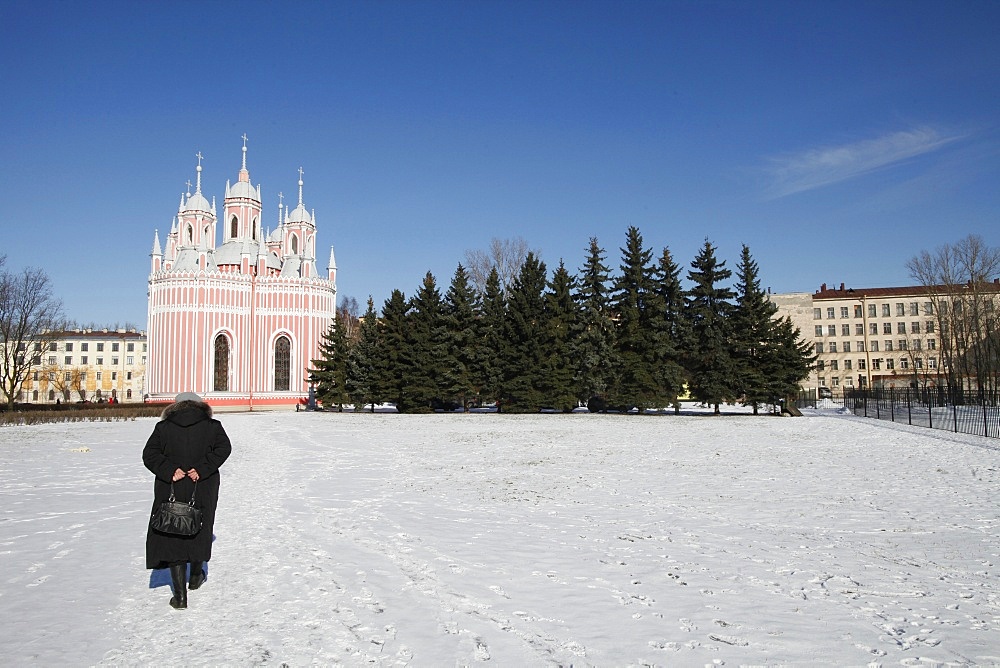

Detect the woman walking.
[{"left": 143, "top": 392, "right": 232, "bottom": 609}]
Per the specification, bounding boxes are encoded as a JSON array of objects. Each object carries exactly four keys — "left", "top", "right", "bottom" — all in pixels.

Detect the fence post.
[
  {"left": 985, "top": 394, "right": 990, "bottom": 439},
  {"left": 890, "top": 389, "right": 895, "bottom": 422},
  {"left": 928, "top": 388, "right": 933, "bottom": 430},
  {"left": 907, "top": 388, "right": 912, "bottom": 425}
]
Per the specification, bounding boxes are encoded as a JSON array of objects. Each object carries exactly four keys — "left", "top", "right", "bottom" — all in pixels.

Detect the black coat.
[{"left": 143, "top": 400, "right": 232, "bottom": 569}]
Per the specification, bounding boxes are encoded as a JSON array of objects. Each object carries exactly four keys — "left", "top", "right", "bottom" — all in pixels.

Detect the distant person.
[{"left": 143, "top": 392, "right": 232, "bottom": 609}]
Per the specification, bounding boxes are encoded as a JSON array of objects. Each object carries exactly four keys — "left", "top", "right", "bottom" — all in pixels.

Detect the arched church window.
[
  {"left": 126, "top": 389, "right": 132, "bottom": 399},
  {"left": 214, "top": 334, "right": 229, "bottom": 392},
  {"left": 252, "top": 217, "right": 257, "bottom": 241},
  {"left": 291, "top": 235, "right": 298, "bottom": 255},
  {"left": 187, "top": 224, "right": 194, "bottom": 244},
  {"left": 48, "top": 390, "right": 55, "bottom": 401},
  {"left": 274, "top": 336, "right": 290, "bottom": 391},
  {"left": 231, "top": 216, "right": 238, "bottom": 239}
]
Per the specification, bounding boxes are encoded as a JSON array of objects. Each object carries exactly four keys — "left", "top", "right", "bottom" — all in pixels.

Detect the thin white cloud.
[{"left": 763, "top": 127, "right": 964, "bottom": 199}]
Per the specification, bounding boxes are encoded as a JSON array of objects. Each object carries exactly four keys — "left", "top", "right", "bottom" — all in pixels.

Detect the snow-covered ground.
[{"left": 1, "top": 407, "right": 999, "bottom": 666}]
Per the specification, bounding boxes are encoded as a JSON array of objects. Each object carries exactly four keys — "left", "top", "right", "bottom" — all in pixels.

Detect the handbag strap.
[{"left": 167, "top": 480, "right": 198, "bottom": 506}]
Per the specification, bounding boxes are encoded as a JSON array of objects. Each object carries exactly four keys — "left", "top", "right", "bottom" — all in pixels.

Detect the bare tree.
[
  {"left": 906, "top": 234, "right": 1000, "bottom": 393},
  {"left": 464, "top": 236, "right": 533, "bottom": 295},
  {"left": 0, "top": 260, "right": 67, "bottom": 409},
  {"left": 336, "top": 296, "right": 361, "bottom": 345}
]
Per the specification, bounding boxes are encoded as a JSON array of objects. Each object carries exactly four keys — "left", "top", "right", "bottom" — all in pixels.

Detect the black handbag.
[{"left": 150, "top": 481, "right": 204, "bottom": 536}]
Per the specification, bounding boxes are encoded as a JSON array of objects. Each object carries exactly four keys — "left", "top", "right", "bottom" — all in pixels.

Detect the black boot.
[
  {"left": 189, "top": 561, "right": 206, "bottom": 590},
  {"left": 169, "top": 564, "right": 187, "bottom": 609}
]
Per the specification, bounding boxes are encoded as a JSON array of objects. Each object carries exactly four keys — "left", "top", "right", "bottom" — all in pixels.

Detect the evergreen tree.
[
  {"left": 763, "top": 316, "right": 817, "bottom": 411},
  {"left": 310, "top": 318, "right": 351, "bottom": 412},
  {"left": 405, "top": 271, "right": 451, "bottom": 412},
  {"left": 376, "top": 290, "right": 410, "bottom": 412},
  {"left": 652, "top": 246, "right": 688, "bottom": 413},
  {"left": 731, "top": 244, "right": 778, "bottom": 414},
  {"left": 501, "top": 253, "right": 549, "bottom": 413},
  {"left": 573, "top": 237, "right": 619, "bottom": 410},
  {"left": 611, "top": 226, "right": 663, "bottom": 412},
  {"left": 346, "top": 296, "right": 382, "bottom": 412},
  {"left": 542, "top": 260, "right": 579, "bottom": 412},
  {"left": 477, "top": 267, "right": 506, "bottom": 407},
  {"left": 444, "top": 263, "right": 480, "bottom": 410},
  {"left": 684, "top": 239, "right": 735, "bottom": 414}
]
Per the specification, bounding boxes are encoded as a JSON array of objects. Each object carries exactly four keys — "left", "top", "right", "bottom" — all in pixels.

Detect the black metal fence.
[{"left": 843, "top": 388, "right": 1000, "bottom": 439}]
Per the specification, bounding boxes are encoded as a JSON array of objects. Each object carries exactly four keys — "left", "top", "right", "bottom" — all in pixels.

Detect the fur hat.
[{"left": 174, "top": 392, "right": 203, "bottom": 403}]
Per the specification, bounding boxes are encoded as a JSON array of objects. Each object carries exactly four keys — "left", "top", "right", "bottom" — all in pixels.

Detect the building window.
[
  {"left": 231, "top": 215, "right": 238, "bottom": 239},
  {"left": 832, "top": 377, "right": 840, "bottom": 387},
  {"left": 817, "top": 360, "right": 825, "bottom": 371},
  {"left": 841, "top": 324, "right": 850, "bottom": 336},
  {"left": 49, "top": 342, "right": 57, "bottom": 351},
  {"left": 127, "top": 343, "right": 134, "bottom": 352},
  {"left": 48, "top": 371, "right": 55, "bottom": 381},
  {"left": 887, "top": 358, "right": 895, "bottom": 370},
  {"left": 80, "top": 372, "right": 86, "bottom": 381},
  {"left": 143, "top": 343, "right": 147, "bottom": 352},
  {"left": 97, "top": 357, "right": 103, "bottom": 366},
  {"left": 855, "top": 324, "right": 864, "bottom": 336},
  {"left": 274, "top": 336, "right": 291, "bottom": 391},
  {"left": 858, "top": 359, "right": 866, "bottom": 370},
  {"left": 64, "top": 356, "right": 72, "bottom": 365},
  {"left": 827, "top": 307, "right": 835, "bottom": 319},
  {"left": 126, "top": 389, "right": 133, "bottom": 399},
  {"left": 911, "top": 321, "right": 920, "bottom": 334},
  {"left": 896, "top": 303, "right": 905, "bottom": 316},
  {"left": 854, "top": 305, "right": 863, "bottom": 318},
  {"left": 897, "top": 322, "right": 907, "bottom": 334},
  {"left": 909, "top": 302, "right": 919, "bottom": 316},
  {"left": 112, "top": 342, "right": 119, "bottom": 352},
  {"left": 214, "top": 335, "right": 229, "bottom": 392},
  {"left": 813, "top": 308, "right": 822, "bottom": 319},
  {"left": 845, "top": 360, "right": 853, "bottom": 370},
  {"left": 828, "top": 325, "right": 837, "bottom": 336},
  {"left": 112, "top": 357, "right": 119, "bottom": 366},
  {"left": 873, "top": 359, "right": 882, "bottom": 370},
  {"left": 49, "top": 390, "right": 55, "bottom": 401},
  {"left": 915, "top": 358, "right": 923, "bottom": 369},
  {"left": 857, "top": 341, "right": 865, "bottom": 352},
  {"left": 815, "top": 342, "right": 824, "bottom": 354},
  {"left": 923, "top": 302, "right": 933, "bottom": 315},
  {"left": 829, "top": 342, "right": 837, "bottom": 353},
  {"left": 126, "top": 371, "right": 132, "bottom": 380},
  {"left": 48, "top": 356, "right": 57, "bottom": 365},
  {"left": 65, "top": 342, "right": 73, "bottom": 352},
  {"left": 900, "top": 358, "right": 909, "bottom": 369},
  {"left": 815, "top": 325, "right": 823, "bottom": 337},
  {"left": 883, "top": 322, "right": 892, "bottom": 334},
  {"left": 840, "top": 307, "right": 849, "bottom": 318},
  {"left": 97, "top": 343, "right": 104, "bottom": 352},
  {"left": 127, "top": 356, "right": 134, "bottom": 365},
  {"left": 81, "top": 356, "right": 88, "bottom": 364},
  {"left": 899, "top": 339, "right": 908, "bottom": 350},
  {"left": 831, "top": 360, "right": 839, "bottom": 370},
  {"left": 913, "top": 339, "right": 922, "bottom": 351},
  {"left": 33, "top": 371, "right": 38, "bottom": 381},
  {"left": 881, "top": 304, "right": 890, "bottom": 317},
  {"left": 871, "top": 341, "right": 879, "bottom": 352},
  {"left": 97, "top": 372, "right": 102, "bottom": 380},
  {"left": 928, "top": 339, "right": 936, "bottom": 350},
  {"left": 868, "top": 304, "right": 877, "bottom": 318},
  {"left": 869, "top": 323, "right": 878, "bottom": 335},
  {"left": 844, "top": 342, "right": 851, "bottom": 353},
  {"left": 929, "top": 357, "right": 937, "bottom": 369},
  {"left": 64, "top": 372, "right": 72, "bottom": 381},
  {"left": 32, "top": 390, "right": 38, "bottom": 401},
  {"left": 111, "top": 372, "right": 117, "bottom": 381},
  {"left": 885, "top": 340, "right": 893, "bottom": 351},
  {"left": 81, "top": 343, "right": 88, "bottom": 352},
  {"left": 925, "top": 321, "right": 934, "bottom": 333}
]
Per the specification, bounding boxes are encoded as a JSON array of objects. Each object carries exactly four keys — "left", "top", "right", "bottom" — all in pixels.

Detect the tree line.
[{"left": 310, "top": 227, "right": 815, "bottom": 414}]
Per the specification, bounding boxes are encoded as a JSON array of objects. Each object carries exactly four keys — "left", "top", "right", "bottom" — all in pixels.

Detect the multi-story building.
[
  {"left": 775, "top": 280, "right": 1000, "bottom": 395},
  {"left": 18, "top": 329, "right": 147, "bottom": 403}
]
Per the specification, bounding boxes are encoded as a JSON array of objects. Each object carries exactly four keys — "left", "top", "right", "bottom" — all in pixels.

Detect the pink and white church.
[{"left": 146, "top": 139, "right": 337, "bottom": 408}]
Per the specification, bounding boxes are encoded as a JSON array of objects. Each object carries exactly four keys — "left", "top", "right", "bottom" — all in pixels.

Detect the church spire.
[
  {"left": 195, "top": 151, "right": 204, "bottom": 194},
  {"left": 238, "top": 134, "right": 250, "bottom": 183},
  {"left": 298, "top": 167, "right": 304, "bottom": 206}
]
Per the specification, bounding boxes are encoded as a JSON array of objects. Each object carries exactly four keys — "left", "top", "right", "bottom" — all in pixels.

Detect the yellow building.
[{"left": 19, "top": 329, "right": 147, "bottom": 404}]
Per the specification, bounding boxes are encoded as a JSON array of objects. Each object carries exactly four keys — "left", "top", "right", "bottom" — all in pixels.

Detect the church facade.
[{"left": 146, "top": 140, "right": 337, "bottom": 408}]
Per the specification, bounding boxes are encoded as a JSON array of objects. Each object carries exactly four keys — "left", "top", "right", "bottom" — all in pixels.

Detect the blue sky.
[{"left": 2, "top": 0, "right": 998, "bottom": 327}]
